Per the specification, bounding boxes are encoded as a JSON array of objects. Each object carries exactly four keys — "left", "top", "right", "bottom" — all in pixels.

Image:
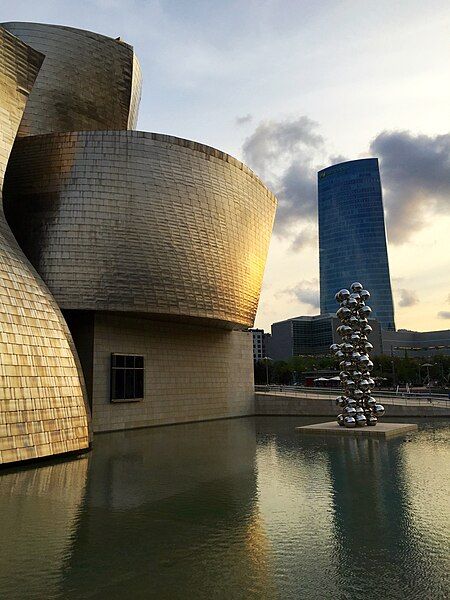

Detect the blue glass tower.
[{"left": 318, "top": 158, "right": 395, "bottom": 330}]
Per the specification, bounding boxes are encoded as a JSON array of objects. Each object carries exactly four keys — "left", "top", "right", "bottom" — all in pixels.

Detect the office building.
[
  {"left": 318, "top": 158, "right": 396, "bottom": 330},
  {"left": 0, "top": 23, "right": 276, "bottom": 464},
  {"left": 382, "top": 329, "right": 450, "bottom": 357},
  {"left": 249, "top": 329, "right": 270, "bottom": 361},
  {"left": 268, "top": 314, "right": 382, "bottom": 361}
]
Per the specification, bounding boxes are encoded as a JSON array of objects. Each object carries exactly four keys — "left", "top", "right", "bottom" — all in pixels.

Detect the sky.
[{"left": 1, "top": 0, "right": 449, "bottom": 333}]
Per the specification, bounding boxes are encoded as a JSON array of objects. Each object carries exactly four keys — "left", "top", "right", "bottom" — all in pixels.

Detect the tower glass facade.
[{"left": 318, "top": 158, "right": 395, "bottom": 330}]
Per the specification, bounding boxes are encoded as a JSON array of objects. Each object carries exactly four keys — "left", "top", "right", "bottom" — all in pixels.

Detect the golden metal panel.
[
  {"left": 0, "top": 26, "right": 90, "bottom": 466},
  {"left": 1, "top": 22, "right": 142, "bottom": 136},
  {"left": 5, "top": 131, "right": 276, "bottom": 329}
]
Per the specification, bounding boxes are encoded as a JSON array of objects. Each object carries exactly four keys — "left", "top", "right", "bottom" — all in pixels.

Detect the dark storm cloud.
[
  {"left": 290, "top": 227, "right": 317, "bottom": 252},
  {"left": 243, "top": 119, "right": 449, "bottom": 245},
  {"left": 243, "top": 116, "right": 323, "bottom": 235},
  {"left": 397, "top": 288, "right": 419, "bottom": 307},
  {"left": 370, "top": 131, "right": 450, "bottom": 244},
  {"left": 280, "top": 279, "right": 320, "bottom": 310},
  {"left": 235, "top": 114, "right": 253, "bottom": 125}
]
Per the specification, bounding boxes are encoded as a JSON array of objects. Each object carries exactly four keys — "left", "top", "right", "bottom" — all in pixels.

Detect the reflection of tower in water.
[{"left": 327, "top": 433, "right": 447, "bottom": 598}]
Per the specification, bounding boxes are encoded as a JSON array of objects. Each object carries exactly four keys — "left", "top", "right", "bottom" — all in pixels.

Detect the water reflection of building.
[
  {"left": 326, "top": 432, "right": 448, "bottom": 598},
  {"left": 0, "top": 457, "right": 88, "bottom": 599},
  {"left": 60, "top": 418, "right": 275, "bottom": 598}
]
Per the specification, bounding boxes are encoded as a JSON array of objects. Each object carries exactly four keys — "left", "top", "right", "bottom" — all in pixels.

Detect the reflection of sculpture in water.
[{"left": 331, "top": 282, "right": 385, "bottom": 428}]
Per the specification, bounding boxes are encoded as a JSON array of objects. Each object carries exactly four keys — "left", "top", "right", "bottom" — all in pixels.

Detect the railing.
[{"left": 255, "top": 385, "right": 450, "bottom": 409}]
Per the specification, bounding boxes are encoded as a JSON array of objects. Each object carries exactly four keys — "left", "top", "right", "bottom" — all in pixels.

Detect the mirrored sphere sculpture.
[{"left": 333, "top": 283, "right": 385, "bottom": 427}]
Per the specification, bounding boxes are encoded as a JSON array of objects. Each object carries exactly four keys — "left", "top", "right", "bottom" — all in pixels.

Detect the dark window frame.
[{"left": 110, "top": 353, "right": 144, "bottom": 403}]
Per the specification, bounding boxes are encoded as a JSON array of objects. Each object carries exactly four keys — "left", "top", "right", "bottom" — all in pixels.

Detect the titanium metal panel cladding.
[
  {"left": 1, "top": 22, "right": 142, "bottom": 135},
  {"left": 0, "top": 26, "right": 90, "bottom": 465},
  {"left": 4, "top": 132, "right": 277, "bottom": 329}
]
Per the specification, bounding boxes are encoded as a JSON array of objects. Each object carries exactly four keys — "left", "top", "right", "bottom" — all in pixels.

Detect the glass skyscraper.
[{"left": 318, "top": 158, "right": 396, "bottom": 330}]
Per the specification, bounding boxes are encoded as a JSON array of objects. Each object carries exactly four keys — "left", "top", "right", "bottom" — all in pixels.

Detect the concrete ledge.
[
  {"left": 296, "top": 421, "right": 418, "bottom": 438},
  {"left": 256, "top": 393, "right": 449, "bottom": 418}
]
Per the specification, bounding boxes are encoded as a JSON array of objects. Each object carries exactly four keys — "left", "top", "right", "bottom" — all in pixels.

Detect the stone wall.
[
  {"left": 255, "top": 393, "right": 450, "bottom": 418},
  {"left": 91, "top": 314, "right": 255, "bottom": 432}
]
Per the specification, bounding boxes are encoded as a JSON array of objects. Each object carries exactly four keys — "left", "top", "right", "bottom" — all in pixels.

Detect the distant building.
[
  {"left": 318, "top": 158, "right": 396, "bottom": 331},
  {"left": 250, "top": 328, "right": 270, "bottom": 361},
  {"left": 382, "top": 329, "right": 450, "bottom": 357},
  {"left": 267, "top": 314, "right": 382, "bottom": 361}
]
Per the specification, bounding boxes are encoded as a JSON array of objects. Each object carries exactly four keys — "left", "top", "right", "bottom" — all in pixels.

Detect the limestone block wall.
[{"left": 90, "top": 314, "right": 255, "bottom": 432}]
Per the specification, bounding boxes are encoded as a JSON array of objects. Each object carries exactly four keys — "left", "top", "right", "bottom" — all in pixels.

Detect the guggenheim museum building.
[{"left": 0, "top": 22, "right": 276, "bottom": 465}]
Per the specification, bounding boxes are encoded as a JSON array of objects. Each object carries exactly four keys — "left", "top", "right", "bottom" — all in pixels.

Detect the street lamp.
[
  {"left": 262, "top": 356, "right": 273, "bottom": 388},
  {"left": 421, "top": 363, "right": 433, "bottom": 388}
]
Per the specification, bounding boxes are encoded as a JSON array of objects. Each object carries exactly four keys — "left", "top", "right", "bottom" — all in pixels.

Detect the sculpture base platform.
[{"left": 296, "top": 421, "right": 418, "bottom": 439}]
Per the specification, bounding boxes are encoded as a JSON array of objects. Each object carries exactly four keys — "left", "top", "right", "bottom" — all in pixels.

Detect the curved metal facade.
[
  {"left": 1, "top": 22, "right": 142, "bottom": 136},
  {"left": 0, "top": 27, "right": 90, "bottom": 464},
  {"left": 5, "top": 131, "right": 276, "bottom": 329}
]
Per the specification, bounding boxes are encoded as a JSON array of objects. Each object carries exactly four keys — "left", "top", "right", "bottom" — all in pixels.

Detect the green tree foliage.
[{"left": 254, "top": 354, "right": 450, "bottom": 388}]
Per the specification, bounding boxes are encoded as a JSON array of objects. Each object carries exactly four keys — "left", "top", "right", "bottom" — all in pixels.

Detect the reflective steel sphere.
[
  {"left": 336, "top": 395, "right": 348, "bottom": 407},
  {"left": 360, "top": 290, "right": 370, "bottom": 301},
  {"left": 351, "top": 282, "right": 363, "bottom": 292},
  {"left": 360, "top": 379, "right": 370, "bottom": 391},
  {"left": 374, "top": 404, "right": 385, "bottom": 417},
  {"left": 344, "top": 416, "right": 356, "bottom": 428},
  {"left": 367, "top": 415, "right": 377, "bottom": 426},
  {"left": 337, "top": 414, "right": 345, "bottom": 426},
  {"left": 355, "top": 414, "right": 367, "bottom": 426},
  {"left": 347, "top": 297, "right": 358, "bottom": 309},
  {"left": 337, "top": 289, "right": 350, "bottom": 302},
  {"left": 337, "top": 307, "right": 351, "bottom": 321},
  {"left": 359, "top": 305, "right": 372, "bottom": 317},
  {"left": 344, "top": 406, "right": 357, "bottom": 417}
]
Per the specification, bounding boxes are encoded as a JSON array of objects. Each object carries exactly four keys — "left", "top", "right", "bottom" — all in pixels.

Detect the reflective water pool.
[{"left": 0, "top": 417, "right": 448, "bottom": 599}]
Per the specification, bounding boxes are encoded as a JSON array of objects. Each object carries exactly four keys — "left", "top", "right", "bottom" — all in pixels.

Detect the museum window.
[{"left": 110, "top": 354, "right": 144, "bottom": 402}]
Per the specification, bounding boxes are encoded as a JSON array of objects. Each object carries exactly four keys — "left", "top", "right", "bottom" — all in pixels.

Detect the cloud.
[
  {"left": 243, "top": 119, "right": 450, "bottom": 249},
  {"left": 235, "top": 113, "right": 252, "bottom": 125},
  {"left": 242, "top": 116, "right": 325, "bottom": 236},
  {"left": 290, "top": 226, "right": 317, "bottom": 252},
  {"left": 438, "top": 311, "right": 450, "bottom": 319},
  {"left": 280, "top": 278, "right": 320, "bottom": 310},
  {"left": 447, "top": 293, "right": 450, "bottom": 303},
  {"left": 370, "top": 130, "right": 450, "bottom": 244},
  {"left": 397, "top": 288, "right": 419, "bottom": 307}
]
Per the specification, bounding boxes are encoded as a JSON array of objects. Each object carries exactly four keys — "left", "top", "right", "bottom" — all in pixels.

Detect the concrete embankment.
[{"left": 255, "top": 393, "right": 450, "bottom": 418}]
